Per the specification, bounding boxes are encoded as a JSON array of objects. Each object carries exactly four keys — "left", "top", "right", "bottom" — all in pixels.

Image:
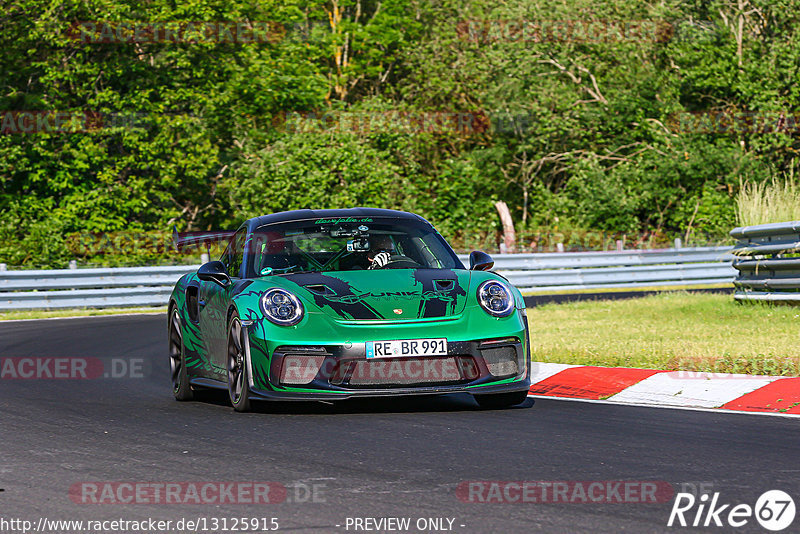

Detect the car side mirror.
[
  {"left": 469, "top": 251, "right": 494, "bottom": 271},
  {"left": 197, "top": 261, "right": 231, "bottom": 288}
]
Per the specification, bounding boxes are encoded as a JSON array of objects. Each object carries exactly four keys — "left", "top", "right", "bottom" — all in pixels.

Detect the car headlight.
[
  {"left": 260, "top": 288, "right": 304, "bottom": 326},
  {"left": 477, "top": 280, "right": 515, "bottom": 317}
]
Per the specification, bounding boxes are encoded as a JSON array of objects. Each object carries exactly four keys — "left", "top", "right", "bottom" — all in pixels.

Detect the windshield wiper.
[{"left": 258, "top": 265, "right": 317, "bottom": 276}]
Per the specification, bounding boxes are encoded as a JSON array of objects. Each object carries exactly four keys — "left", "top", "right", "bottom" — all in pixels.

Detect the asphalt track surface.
[{"left": 1, "top": 314, "right": 799, "bottom": 534}]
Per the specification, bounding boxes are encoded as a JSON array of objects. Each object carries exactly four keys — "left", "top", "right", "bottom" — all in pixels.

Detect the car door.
[{"left": 199, "top": 228, "right": 245, "bottom": 379}]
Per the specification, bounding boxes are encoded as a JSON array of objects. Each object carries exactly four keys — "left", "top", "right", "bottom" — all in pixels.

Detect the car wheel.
[
  {"left": 227, "top": 312, "right": 252, "bottom": 412},
  {"left": 169, "top": 308, "right": 193, "bottom": 401},
  {"left": 473, "top": 390, "right": 529, "bottom": 409}
]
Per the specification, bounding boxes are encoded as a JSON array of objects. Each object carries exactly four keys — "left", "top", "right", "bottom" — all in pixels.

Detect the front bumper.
[
  {"left": 247, "top": 380, "right": 530, "bottom": 401},
  {"left": 249, "top": 339, "right": 530, "bottom": 400},
  {"left": 243, "top": 308, "right": 531, "bottom": 401}
]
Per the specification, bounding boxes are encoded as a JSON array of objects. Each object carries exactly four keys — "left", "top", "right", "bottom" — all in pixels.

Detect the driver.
[{"left": 368, "top": 234, "right": 395, "bottom": 269}]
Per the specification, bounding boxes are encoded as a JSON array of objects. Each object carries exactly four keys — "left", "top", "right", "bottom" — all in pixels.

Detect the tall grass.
[{"left": 736, "top": 163, "right": 800, "bottom": 225}]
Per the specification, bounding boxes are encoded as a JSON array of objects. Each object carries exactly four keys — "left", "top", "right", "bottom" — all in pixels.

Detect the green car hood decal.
[{"left": 275, "top": 268, "right": 471, "bottom": 320}]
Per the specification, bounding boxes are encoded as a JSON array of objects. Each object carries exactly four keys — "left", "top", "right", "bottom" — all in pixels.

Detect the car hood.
[{"left": 273, "top": 269, "right": 472, "bottom": 321}]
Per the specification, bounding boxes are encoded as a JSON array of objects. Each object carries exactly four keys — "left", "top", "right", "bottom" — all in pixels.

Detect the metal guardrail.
[
  {"left": 731, "top": 221, "right": 800, "bottom": 302},
  {"left": 0, "top": 266, "right": 196, "bottom": 310},
  {"left": 467, "top": 247, "right": 735, "bottom": 292},
  {"left": 0, "top": 247, "right": 735, "bottom": 310}
]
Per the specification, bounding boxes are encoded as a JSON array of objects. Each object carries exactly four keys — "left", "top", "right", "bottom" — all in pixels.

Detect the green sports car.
[{"left": 168, "top": 208, "right": 531, "bottom": 411}]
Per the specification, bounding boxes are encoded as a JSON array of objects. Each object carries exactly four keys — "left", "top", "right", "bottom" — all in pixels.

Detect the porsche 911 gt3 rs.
[{"left": 168, "top": 208, "right": 530, "bottom": 411}]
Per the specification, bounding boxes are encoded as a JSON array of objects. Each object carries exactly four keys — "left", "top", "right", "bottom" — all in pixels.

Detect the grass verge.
[
  {"left": 736, "top": 174, "right": 800, "bottom": 226},
  {"left": 0, "top": 307, "right": 167, "bottom": 321},
  {"left": 527, "top": 292, "right": 800, "bottom": 376},
  {"left": 522, "top": 283, "right": 731, "bottom": 296}
]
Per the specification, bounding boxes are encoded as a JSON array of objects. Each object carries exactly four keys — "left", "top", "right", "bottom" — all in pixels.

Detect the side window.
[{"left": 221, "top": 230, "right": 246, "bottom": 278}]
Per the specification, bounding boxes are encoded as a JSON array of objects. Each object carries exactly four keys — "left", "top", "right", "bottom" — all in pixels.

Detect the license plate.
[{"left": 366, "top": 338, "right": 448, "bottom": 358}]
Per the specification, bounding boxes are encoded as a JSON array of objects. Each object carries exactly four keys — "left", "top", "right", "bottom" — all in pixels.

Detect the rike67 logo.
[{"left": 668, "top": 490, "right": 796, "bottom": 531}]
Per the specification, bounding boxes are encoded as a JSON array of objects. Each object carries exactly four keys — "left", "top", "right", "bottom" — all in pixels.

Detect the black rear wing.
[{"left": 173, "top": 227, "right": 235, "bottom": 252}]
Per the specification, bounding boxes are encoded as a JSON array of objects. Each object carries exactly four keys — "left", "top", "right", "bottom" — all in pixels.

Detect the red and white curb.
[{"left": 528, "top": 363, "right": 800, "bottom": 416}]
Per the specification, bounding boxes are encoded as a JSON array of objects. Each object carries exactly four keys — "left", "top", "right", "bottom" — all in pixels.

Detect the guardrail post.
[
  {"left": 556, "top": 243, "right": 564, "bottom": 253},
  {"left": 68, "top": 260, "right": 77, "bottom": 270},
  {"left": 200, "top": 253, "right": 210, "bottom": 263},
  {"left": 674, "top": 237, "right": 682, "bottom": 249},
  {"left": 615, "top": 240, "right": 623, "bottom": 252},
  {"left": 0, "top": 263, "right": 6, "bottom": 271}
]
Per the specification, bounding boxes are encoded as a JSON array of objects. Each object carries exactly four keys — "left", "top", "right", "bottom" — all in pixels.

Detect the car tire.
[
  {"left": 227, "top": 312, "right": 252, "bottom": 412},
  {"left": 473, "top": 390, "right": 529, "bottom": 409},
  {"left": 169, "top": 307, "right": 194, "bottom": 401}
]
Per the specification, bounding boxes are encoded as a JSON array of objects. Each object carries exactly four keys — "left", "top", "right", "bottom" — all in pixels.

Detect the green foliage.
[
  {"left": 2, "top": 0, "right": 800, "bottom": 266},
  {"left": 224, "top": 129, "right": 409, "bottom": 217}
]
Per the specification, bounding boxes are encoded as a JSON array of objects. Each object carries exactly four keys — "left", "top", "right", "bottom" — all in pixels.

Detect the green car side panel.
[{"left": 170, "top": 274, "right": 218, "bottom": 378}]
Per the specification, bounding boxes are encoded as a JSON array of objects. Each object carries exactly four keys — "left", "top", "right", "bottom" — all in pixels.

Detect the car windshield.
[{"left": 248, "top": 217, "right": 463, "bottom": 276}]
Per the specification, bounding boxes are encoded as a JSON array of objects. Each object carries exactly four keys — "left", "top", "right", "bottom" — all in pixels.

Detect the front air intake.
[
  {"left": 480, "top": 346, "right": 519, "bottom": 378},
  {"left": 275, "top": 346, "right": 330, "bottom": 385}
]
